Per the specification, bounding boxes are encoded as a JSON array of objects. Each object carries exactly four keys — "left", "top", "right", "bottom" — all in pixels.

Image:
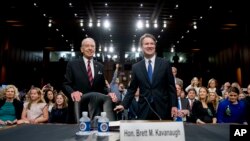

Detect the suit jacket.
[
  {"left": 180, "top": 98, "right": 190, "bottom": 110},
  {"left": 122, "top": 57, "right": 177, "bottom": 120},
  {"left": 63, "top": 57, "right": 107, "bottom": 96},
  {"left": 186, "top": 99, "right": 197, "bottom": 123}
]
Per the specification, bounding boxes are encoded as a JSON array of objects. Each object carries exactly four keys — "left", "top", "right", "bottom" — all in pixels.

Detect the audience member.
[
  {"left": 217, "top": 86, "right": 247, "bottom": 124},
  {"left": 49, "top": 91, "right": 69, "bottom": 123},
  {"left": 0, "top": 85, "right": 23, "bottom": 125},
  {"left": 192, "top": 87, "right": 217, "bottom": 124},
  {"left": 17, "top": 87, "right": 48, "bottom": 124}
]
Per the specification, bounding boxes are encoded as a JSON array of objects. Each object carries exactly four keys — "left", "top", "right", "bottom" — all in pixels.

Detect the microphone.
[{"left": 143, "top": 96, "right": 162, "bottom": 120}]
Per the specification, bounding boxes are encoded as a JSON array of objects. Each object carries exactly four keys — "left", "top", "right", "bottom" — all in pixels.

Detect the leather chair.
[{"left": 74, "top": 92, "right": 116, "bottom": 124}]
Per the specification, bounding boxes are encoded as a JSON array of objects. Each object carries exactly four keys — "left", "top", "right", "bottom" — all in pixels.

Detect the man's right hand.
[
  {"left": 114, "top": 105, "right": 124, "bottom": 112},
  {"left": 71, "top": 91, "right": 82, "bottom": 102}
]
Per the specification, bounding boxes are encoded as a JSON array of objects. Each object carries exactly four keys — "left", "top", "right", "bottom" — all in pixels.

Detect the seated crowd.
[{"left": 0, "top": 77, "right": 250, "bottom": 125}]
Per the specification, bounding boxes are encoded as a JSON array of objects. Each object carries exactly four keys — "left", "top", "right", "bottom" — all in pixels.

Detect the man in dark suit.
[
  {"left": 114, "top": 33, "right": 178, "bottom": 120},
  {"left": 63, "top": 37, "right": 117, "bottom": 123},
  {"left": 186, "top": 87, "right": 197, "bottom": 123},
  {"left": 175, "top": 83, "right": 190, "bottom": 121}
]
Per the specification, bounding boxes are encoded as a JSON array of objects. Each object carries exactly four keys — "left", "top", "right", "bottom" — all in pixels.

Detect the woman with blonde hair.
[
  {"left": 17, "top": 87, "right": 48, "bottom": 124},
  {"left": 208, "top": 91, "right": 220, "bottom": 112},
  {"left": 0, "top": 85, "right": 23, "bottom": 125},
  {"left": 192, "top": 87, "right": 217, "bottom": 124},
  {"left": 207, "top": 78, "right": 222, "bottom": 97},
  {"left": 185, "top": 77, "right": 201, "bottom": 95}
]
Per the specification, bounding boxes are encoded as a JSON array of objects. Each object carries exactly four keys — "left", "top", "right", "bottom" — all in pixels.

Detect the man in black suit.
[
  {"left": 114, "top": 33, "right": 178, "bottom": 120},
  {"left": 63, "top": 37, "right": 117, "bottom": 123},
  {"left": 175, "top": 83, "right": 190, "bottom": 121}
]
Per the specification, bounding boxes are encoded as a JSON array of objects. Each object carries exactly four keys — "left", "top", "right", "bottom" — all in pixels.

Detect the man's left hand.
[{"left": 108, "top": 92, "right": 118, "bottom": 103}]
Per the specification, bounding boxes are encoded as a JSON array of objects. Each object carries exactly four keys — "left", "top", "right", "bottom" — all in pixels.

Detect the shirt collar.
[
  {"left": 144, "top": 54, "right": 156, "bottom": 64},
  {"left": 83, "top": 56, "right": 93, "bottom": 64}
]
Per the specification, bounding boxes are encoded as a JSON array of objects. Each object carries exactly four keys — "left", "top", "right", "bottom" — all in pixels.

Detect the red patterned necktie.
[{"left": 87, "top": 60, "right": 93, "bottom": 86}]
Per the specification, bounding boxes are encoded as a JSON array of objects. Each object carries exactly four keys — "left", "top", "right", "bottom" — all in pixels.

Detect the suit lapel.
[
  {"left": 79, "top": 58, "right": 87, "bottom": 75},
  {"left": 152, "top": 57, "right": 161, "bottom": 85},
  {"left": 141, "top": 59, "right": 151, "bottom": 85},
  {"left": 93, "top": 61, "right": 99, "bottom": 85},
  {"left": 93, "top": 61, "right": 99, "bottom": 77}
]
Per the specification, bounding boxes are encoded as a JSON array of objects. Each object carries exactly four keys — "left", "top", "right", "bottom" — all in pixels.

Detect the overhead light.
[
  {"left": 154, "top": 20, "right": 158, "bottom": 28},
  {"left": 163, "top": 23, "right": 167, "bottom": 28},
  {"left": 80, "top": 22, "right": 83, "bottom": 27},
  {"left": 136, "top": 20, "right": 144, "bottom": 29},
  {"left": 69, "top": 3, "right": 72, "bottom": 7},
  {"left": 88, "top": 22, "right": 93, "bottom": 27},
  {"left": 193, "top": 25, "right": 197, "bottom": 29},
  {"left": 103, "top": 20, "right": 110, "bottom": 28},
  {"left": 145, "top": 20, "right": 150, "bottom": 28},
  {"left": 154, "top": 23, "right": 158, "bottom": 28},
  {"left": 171, "top": 47, "right": 174, "bottom": 52},
  {"left": 97, "top": 19, "right": 101, "bottom": 27}
]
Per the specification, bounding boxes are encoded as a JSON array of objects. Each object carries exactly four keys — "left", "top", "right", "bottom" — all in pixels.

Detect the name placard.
[{"left": 120, "top": 121, "right": 185, "bottom": 141}]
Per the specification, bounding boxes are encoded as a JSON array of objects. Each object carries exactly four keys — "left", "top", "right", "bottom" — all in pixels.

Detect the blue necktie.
[
  {"left": 147, "top": 60, "right": 152, "bottom": 83},
  {"left": 177, "top": 98, "right": 181, "bottom": 110},
  {"left": 176, "top": 98, "right": 182, "bottom": 121}
]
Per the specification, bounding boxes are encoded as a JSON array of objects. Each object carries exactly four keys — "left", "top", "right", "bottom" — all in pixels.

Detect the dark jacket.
[
  {"left": 63, "top": 57, "right": 107, "bottom": 96},
  {"left": 122, "top": 57, "right": 177, "bottom": 120}
]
